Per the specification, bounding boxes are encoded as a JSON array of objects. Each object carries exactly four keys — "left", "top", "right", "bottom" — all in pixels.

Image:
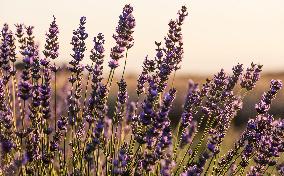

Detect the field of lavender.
[{"left": 0, "top": 4, "right": 283, "bottom": 176}]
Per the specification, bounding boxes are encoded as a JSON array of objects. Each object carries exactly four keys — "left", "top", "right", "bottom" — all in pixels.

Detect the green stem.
[
  {"left": 54, "top": 69, "right": 57, "bottom": 132},
  {"left": 218, "top": 149, "right": 244, "bottom": 176},
  {"left": 121, "top": 49, "right": 128, "bottom": 80},
  {"left": 96, "top": 147, "right": 100, "bottom": 176},
  {"left": 204, "top": 156, "right": 214, "bottom": 175},
  {"left": 188, "top": 117, "right": 215, "bottom": 166}
]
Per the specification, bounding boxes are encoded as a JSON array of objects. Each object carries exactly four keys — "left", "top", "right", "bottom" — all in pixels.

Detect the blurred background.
[{"left": 1, "top": 0, "right": 284, "bottom": 129}]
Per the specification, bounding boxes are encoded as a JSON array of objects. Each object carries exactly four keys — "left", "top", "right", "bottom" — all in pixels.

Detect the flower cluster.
[
  {"left": 155, "top": 6, "right": 188, "bottom": 93},
  {"left": 240, "top": 62, "right": 263, "bottom": 91},
  {"left": 86, "top": 33, "right": 105, "bottom": 124},
  {"left": 255, "top": 79, "right": 282, "bottom": 114},
  {"left": 136, "top": 56, "right": 156, "bottom": 96},
  {"left": 43, "top": 16, "right": 59, "bottom": 60},
  {"left": 109, "top": 4, "right": 136, "bottom": 69},
  {"left": 0, "top": 24, "right": 16, "bottom": 84}
]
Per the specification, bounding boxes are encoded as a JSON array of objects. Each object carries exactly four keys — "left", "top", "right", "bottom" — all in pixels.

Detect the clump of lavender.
[{"left": 0, "top": 4, "right": 284, "bottom": 176}]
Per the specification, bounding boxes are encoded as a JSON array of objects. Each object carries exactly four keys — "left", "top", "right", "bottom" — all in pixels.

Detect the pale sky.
[{"left": 1, "top": 0, "right": 284, "bottom": 75}]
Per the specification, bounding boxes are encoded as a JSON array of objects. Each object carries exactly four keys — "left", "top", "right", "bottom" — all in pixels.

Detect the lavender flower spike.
[
  {"left": 255, "top": 79, "right": 282, "bottom": 114},
  {"left": 43, "top": 15, "right": 59, "bottom": 60},
  {"left": 108, "top": 4, "right": 136, "bottom": 69},
  {"left": 240, "top": 62, "right": 263, "bottom": 91}
]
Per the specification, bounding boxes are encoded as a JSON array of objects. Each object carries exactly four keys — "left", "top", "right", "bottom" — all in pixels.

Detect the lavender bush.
[{"left": 0, "top": 4, "right": 283, "bottom": 176}]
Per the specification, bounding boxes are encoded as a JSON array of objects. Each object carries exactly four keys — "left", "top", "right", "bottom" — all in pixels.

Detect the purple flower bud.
[
  {"left": 18, "top": 81, "right": 32, "bottom": 100},
  {"left": 0, "top": 138, "right": 15, "bottom": 153},
  {"left": 108, "top": 59, "right": 119, "bottom": 69},
  {"left": 240, "top": 63, "right": 263, "bottom": 91}
]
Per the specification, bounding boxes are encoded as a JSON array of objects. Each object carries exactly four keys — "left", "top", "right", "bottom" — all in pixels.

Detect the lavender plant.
[{"left": 0, "top": 4, "right": 283, "bottom": 176}]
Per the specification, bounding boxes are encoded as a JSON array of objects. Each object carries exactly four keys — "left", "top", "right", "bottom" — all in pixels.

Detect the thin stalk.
[
  {"left": 20, "top": 100, "right": 26, "bottom": 176},
  {"left": 230, "top": 152, "right": 256, "bottom": 176},
  {"left": 218, "top": 149, "right": 244, "bottom": 176},
  {"left": 268, "top": 165, "right": 277, "bottom": 175},
  {"left": 173, "top": 114, "right": 206, "bottom": 175},
  {"left": 239, "top": 167, "right": 245, "bottom": 176},
  {"left": 87, "top": 161, "right": 90, "bottom": 176},
  {"left": 106, "top": 69, "right": 114, "bottom": 86},
  {"left": 82, "top": 64, "right": 92, "bottom": 113},
  {"left": 54, "top": 69, "right": 57, "bottom": 131},
  {"left": 62, "top": 131, "right": 67, "bottom": 175},
  {"left": 121, "top": 49, "right": 128, "bottom": 80},
  {"left": 230, "top": 165, "right": 242, "bottom": 176},
  {"left": 130, "top": 144, "right": 141, "bottom": 168},
  {"left": 174, "top": 131, "right": 197, "bottom": 175},
  {"left": 211, "top": 154, "right": 218, "bottom": 175},
  {"left": 110, "top": 123, "right": 116, "bottom": 175},
  {"left": 204, "top": 156, "right": 214, "bottom": 175},
  {"left": 11, "top": 74, "right": 17, "bottom": 128},
  {"left": 96, "top": 147, "right": 100, "bottom": 176},
  {"left": 173, "top": 120, "right": 182, "bottom": 161},
  {"left": 105, "top": 149, "right": 108, "bottom": 176},
  {"left": 171, "top": 70, "right": 177, "bottom": 89},
  {"left": 263, "top": 165, "right": 270, "bottom": 174},
  {"left": 188, "top": 118, "right": 215, "bottom": 166},
  {"left": 108, "top": 69, "right": 115, "bottom": 89}
]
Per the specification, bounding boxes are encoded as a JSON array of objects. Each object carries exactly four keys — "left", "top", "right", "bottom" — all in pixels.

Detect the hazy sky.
[{"left": 1, "top": 0, "right": 284, "bottom": 75}]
